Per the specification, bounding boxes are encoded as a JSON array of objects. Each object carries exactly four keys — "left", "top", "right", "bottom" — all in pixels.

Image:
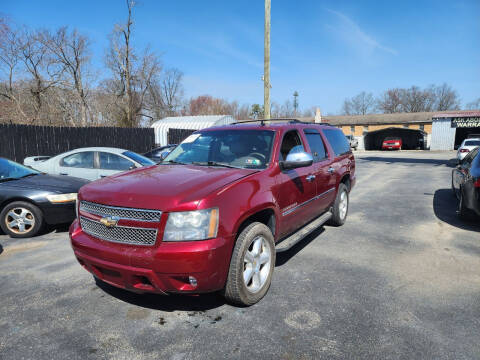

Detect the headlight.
[
  {"left": 46, "top": 193, "right": 77, "bottom": 204},
  {"left": 163, "top": 208, "right": 218, "bottom": 241}
]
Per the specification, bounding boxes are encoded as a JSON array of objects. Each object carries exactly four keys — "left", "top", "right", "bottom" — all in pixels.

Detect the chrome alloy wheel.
[
  {"left": 339, "top": 190, "right": 348, "bottom": 220},
  {"left": 243, "top": 236, "right": 272, "bottom": 293},
  {"left": 5, "top": 207, "right": 35, "bottom": 234}
]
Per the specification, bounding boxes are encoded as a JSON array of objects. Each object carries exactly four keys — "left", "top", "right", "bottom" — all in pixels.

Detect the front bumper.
[
  {"left": 69, "top": 220, "right": 233, "bottom": 294},
  {"left": 40, "top": 202, "right": 76, "bottom": 225}
]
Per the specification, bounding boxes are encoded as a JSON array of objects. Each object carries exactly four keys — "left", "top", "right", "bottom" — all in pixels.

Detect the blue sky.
[{"left": 2, "top": 0, "right": 479, "bottom": 114}]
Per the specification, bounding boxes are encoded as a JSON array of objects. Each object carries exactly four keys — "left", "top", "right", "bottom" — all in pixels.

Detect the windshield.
[
  {"left": 384, "top": 137, "right": 400, "bottom": 141},
  {"left": 163, "top": 129, "right": 275, "bottom": 169},
  {"left": 464, "top": 140, "right": 480, "bottom": 147},
  {"left": 122, "top": 151, "right": 156, "bottom": 166},
  {"left": 0, "top": 158, "right": 39, "bottom": 181}
]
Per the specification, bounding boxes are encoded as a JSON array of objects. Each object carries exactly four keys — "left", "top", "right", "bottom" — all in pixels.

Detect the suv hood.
[{"left": 79, "top": 164, "right": 257, "bottom": 211}]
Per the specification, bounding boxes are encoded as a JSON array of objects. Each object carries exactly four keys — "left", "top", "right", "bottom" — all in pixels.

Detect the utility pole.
[
  {"left": 293, "top": 91, "right": 299, "bottom": 115},
  {"left": 264, "top": 0, "right": 271, "bottom": 119}
]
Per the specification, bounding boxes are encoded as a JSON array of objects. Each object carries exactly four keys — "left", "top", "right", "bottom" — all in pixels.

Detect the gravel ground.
[{"left": 1, "top": 150, "right": 479, "bottom": 360}]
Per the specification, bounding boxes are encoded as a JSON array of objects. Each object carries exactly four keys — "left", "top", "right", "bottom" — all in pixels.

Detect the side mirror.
[
  {"left": 129, "top": 164, "right": 138, "bottom": 170},
  {"left": 280, "top": 151, "right": 313, "bottom": 170}
]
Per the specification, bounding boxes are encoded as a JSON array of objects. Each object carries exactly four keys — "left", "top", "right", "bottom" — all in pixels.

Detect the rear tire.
[
  {"left": 0, "top": 201, "right": 44, "bottom": 238},
  {"left": 223, "top": 222, "right": 275, "bottom": 306},
  {"left": 327, "top": 183, "right": 349, "bottom": 226}
]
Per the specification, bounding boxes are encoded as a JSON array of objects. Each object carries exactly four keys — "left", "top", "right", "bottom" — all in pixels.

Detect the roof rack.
[{"left": 232, "top": 118, "right": 333, "bottom": 126}]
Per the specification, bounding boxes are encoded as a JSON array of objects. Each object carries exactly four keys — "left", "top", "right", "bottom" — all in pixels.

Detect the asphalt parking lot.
[{"left": 1, "top": 151, "right": 479, "bottom": 360}]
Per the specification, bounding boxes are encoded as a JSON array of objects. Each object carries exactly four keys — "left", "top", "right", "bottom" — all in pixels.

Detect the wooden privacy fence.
[
  {"left": 167, "top": 128, "right": 196, "bottom": 145},
  {"left": 0, "top": 124, "right": 155, "bottom": 163}
]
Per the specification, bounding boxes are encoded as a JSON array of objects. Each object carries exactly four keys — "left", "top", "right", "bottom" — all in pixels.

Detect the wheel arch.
[
  {"left": 233, "top": 206, "right": 278, "bottom": 242},
  {"left": 0, "top": 196, "right": 41, "bottom": 212},
  {"left": 339, "top": 173, "right": 351, "bottom": 191}
]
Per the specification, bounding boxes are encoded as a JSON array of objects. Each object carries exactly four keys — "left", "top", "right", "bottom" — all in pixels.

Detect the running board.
[{"left": 275, "top": 211, "right": 332, "bottom": 253}]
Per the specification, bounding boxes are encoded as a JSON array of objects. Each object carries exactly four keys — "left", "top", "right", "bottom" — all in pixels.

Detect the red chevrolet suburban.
[{"left": 70, "top": 121, "right": 355, "bottom": 305}]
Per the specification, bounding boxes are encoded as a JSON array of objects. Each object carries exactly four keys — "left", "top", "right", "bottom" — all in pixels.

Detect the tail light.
[
  {"left": 474, "top": 178, "right": 480, "bottom": 188},
  {"left": 460, "top": 149, "right": 470, "bottom": 153}
]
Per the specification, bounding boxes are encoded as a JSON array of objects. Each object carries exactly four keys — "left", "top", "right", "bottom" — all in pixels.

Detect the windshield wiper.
[
  {"left": 161, "top": 160, "right": 187, "bottom": 165},
  {"left": 0, "top": 178, "right": 16, "bottom": 183},
  {"left": 192, "top": 161, "right": 242, "bottom": 169},
  {"left": 19, "top": 173, "right": 38, "bottom": 178}
]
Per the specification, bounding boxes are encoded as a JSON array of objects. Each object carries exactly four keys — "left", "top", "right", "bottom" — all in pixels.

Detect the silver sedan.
[{"left": 24, "top": 147, "right": 155, "bottom": 181}]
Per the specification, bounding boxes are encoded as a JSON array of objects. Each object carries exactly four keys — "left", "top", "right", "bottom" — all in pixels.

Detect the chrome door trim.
[{"left": 282, "top": 187, "right": 335, "bottom": 216}]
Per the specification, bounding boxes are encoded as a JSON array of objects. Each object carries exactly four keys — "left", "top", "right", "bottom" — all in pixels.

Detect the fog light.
[{"left": 189, "top": 276, "right": 198, "bottom": 287}]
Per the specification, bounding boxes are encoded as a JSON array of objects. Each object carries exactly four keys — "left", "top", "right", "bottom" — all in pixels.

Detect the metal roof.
[
  {"left": 299, "top": 110, "right": 480, "bottom": 126},
  {"left": 151, "top": 115, "right": 235, "bottom": 145}
]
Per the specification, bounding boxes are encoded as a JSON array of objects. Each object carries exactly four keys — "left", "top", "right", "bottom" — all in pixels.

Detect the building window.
[
  {"left": 403, "top": 124, "right": 409, "bottom": 128},
  {"left": 419, "top": 124, "right": 425, "bottom": 131},
  {"left": 363, "top": 125, "right": 369, "bottom": 134},
  {"left": 350, "top": 125, "right": 355, "bottom": 134}
]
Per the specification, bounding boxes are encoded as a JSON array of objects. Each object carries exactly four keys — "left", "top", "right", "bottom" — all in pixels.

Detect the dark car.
[
  {"left": 452, "top": 146, "right": 480, "bottom": 218},
  {"left": 0, "top": 158, "right": 89, "bottom": 238},
  {"left": 143, "top": 145, "right": 177, "bottom": 163}
]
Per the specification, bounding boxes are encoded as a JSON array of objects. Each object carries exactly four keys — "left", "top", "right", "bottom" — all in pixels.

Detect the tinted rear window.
[
  {"left": 464, "top": 140, "right": 480, "bottom": 146},
  {"left": 322, "top": 129, "right": 350, "bottom": 157},
  {"left": 304, "top": 129, "right": 327, "bottom": 162}
]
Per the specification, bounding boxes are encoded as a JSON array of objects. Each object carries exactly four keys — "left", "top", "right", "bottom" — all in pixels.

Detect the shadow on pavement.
[
  {"left": 276, "top": 227, "right": 325, "bottom": 267},
  {"left": 433, "top": 189, "right": 480, "bottom": 232},
  {"left": 359, "top": 156, "right": 457, "bottom": 167},
  {"left": 95, "top": 277, "right": 227, "bottom": 311}
]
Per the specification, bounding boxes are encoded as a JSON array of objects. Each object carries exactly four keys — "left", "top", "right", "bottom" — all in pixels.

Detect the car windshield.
[
  {"left": 0, "top": 158, "right": 39, "bottom": 181},
  {"left": 163, "top": 129, "right": 275, "bottom": 169},
  {"left": 464, "top": 140, "right": 480, "bottom": 146},
  {"left": 384, "top": 137, "right": 399, "bottom": 141},
  {"left": 122, "top": 151, "right": 156, "bottom": 166}
]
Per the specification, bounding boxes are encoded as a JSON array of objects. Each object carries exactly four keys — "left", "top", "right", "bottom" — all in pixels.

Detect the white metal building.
[
  {"left": 151, "top": 115, "right": 235, "bottom": 146},
  {"left": 430, "top": 111, "right": 480, "bottom": 150}
]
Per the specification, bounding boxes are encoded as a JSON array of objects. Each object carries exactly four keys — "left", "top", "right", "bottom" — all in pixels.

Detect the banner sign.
[{"left": 451, "top": 117, "right": 480, "bottom": 128}]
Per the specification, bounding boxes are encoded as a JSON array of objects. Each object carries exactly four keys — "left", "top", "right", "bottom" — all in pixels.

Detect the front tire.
[
  {"left": 223, "top": 222, "right": 275, "bottom": 306},
  {"left": 328, "top": 183, "right": 349, "bottom": 226},
  {"left": 0, "top": 201, "right": 44, "bottom": 238}
]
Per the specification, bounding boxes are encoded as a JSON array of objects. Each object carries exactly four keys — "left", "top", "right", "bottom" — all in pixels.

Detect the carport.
[{"left": 364, "top": 127, "right": 426, "bottom": 150}]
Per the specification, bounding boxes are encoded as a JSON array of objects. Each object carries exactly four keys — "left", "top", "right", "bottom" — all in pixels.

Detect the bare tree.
[
  {"left": 39, "top": 27, "right": 92, "bottom": 126},
  {"left": 377, "top": 88, "right": 404, "bottom": 113},
  {"left": 433, "top": 83, "right": 460, "bottom": 111},
  {"left": 105, "top": 0, "right": 161, "bottom": 127},
  {"left": 148, "top": 67, "right": 183, "bottom": 119},
  {"left": 0, "top": 23, "right": 29, "bottom": 122},
  {"left": 342, "top": 92, "right": 375, "bottom": 115},
  {"left": 20, "top": 29, "right": 65, "bottom": 124},
  {"left": 466, "top": 98, "right": 480, "bottom": 110}
]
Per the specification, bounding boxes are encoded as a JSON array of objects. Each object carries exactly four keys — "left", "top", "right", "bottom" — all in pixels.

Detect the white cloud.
[{"left": 327, "top": 9, "right": 398, "bottom": 56}]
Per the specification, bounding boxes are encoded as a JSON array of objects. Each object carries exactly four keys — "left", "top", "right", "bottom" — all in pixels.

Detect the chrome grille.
[
  {"left": 80, "top": 217, "right": 158, "bottom": 246},
  {"left": 80, "top": 201, "right": 161, "bottom": 222}
]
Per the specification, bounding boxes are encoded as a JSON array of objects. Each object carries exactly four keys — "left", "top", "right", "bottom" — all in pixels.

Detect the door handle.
[
  {"left": 327, "top": 167, "right": 335, "bottom": 174},
  {"left": 306, "top": 175, "right": 315, "bottom": 182},
  {"left": 59, "top": 173, "right": 68, "bottom": 176},
  {"left": 100, "top": 175, "right": 107, "bottom": 178}
]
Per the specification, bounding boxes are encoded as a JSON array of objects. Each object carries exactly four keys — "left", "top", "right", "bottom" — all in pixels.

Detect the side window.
[
  {"left": 99, "top": 152, "right": 134, "bottom": 171},
  {"left": 280, "top": 130, "right": 305, "bottom": 161},
  {"left": 304, "top": 129, "right": 327, "bottom": 162},
  {"left": 322, "top": 129, "right": 351, "bottom": 157},
  {"left": 61, "top": 151, "right": 94, "bottom": 168}
]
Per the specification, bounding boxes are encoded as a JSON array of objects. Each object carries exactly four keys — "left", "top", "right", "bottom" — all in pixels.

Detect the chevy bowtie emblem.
[{"left": 100, "top": 216, "right": 119, "bottom": 228}]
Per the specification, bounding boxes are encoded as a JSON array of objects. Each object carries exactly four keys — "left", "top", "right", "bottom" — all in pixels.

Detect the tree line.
[
  {"left": 342, "top": 85, "right": 480, "bottom": 116},
  {"left": 1, "top": 2, "right": 477, "bottom": 127},
  {"left": 0, "top": 2, "right": 315, "bottom": 127}
]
